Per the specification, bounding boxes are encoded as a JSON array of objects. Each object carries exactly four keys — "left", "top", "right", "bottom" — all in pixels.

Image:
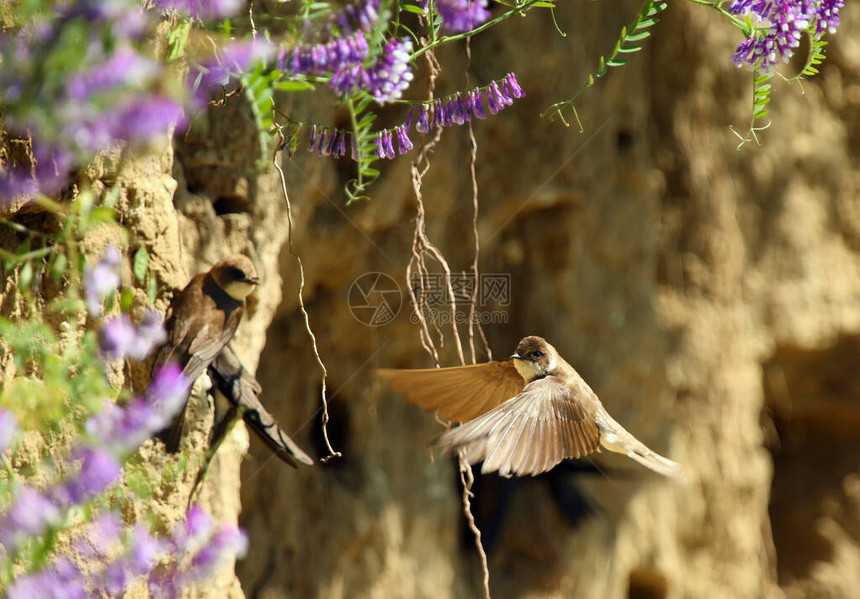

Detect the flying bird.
[
  {"left": 377, "top": 336, "right": 682, "bottom": 479},
  {"left": 153, "top": 255, "right": 259, "bottom": 453}
]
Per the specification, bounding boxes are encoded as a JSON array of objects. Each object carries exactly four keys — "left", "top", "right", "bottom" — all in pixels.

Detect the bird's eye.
[{"left": 532, "top": 351, "right": 543, "bottom": 358}]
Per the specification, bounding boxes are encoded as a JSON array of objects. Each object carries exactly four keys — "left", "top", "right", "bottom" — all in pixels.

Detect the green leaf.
[
  {"left": 132, "top": 248, "right": 149, "bottom": 283},
  {"left": 147, "top": 276, "right": 158, "bottom": 304},
  {"left": 276, "top": 80, "right": 316, "bottom": 92},
  {"left": 625, "top": 31, "right": 652, "bottom": 42},
  {"left": 88, "top": 207, "right": 116, "bottom": 225},
  {"left": 50, "top": 253, "right": 67, "bottom": 281},
  {"left": 19, "top": 262, "right": 33, "bottom": 290},
  {"left": 167, "top": 19, "right": 192, "bottom": 61},
  {"left": 120, "top": 288, "right": 134, "bottom": 313},
  {"left": 401, "top": 4, "right": 427, "bottom": 14}
]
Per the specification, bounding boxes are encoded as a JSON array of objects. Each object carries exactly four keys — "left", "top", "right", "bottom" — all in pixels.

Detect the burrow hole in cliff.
[{"left": 762, "top": 335, "right": 860, "bottom": 584}]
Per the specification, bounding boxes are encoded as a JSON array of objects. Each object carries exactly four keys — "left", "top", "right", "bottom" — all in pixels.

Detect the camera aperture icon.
[{"left": 348, "top": 272, "right": 402, "bottom": 326}]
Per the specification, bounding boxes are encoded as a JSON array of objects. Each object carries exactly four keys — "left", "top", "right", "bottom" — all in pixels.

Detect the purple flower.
[
  {"left": 112, "top": 96, "right": 187, "bottom": 142},
  {"left": 505, "top": 72, "right": 525, "bottom": 98},
  {"left": 189, "top": 526, "right": 248, "bottom": 577},
  {"left": 432, "top": 0, "right": 491, "bottom": 33},
  {"left": 430, "top": 99, "right": 443, "bottom": 130},
  {"left": 815, "top": 0, "right": 843, "bottom": 33},
  {"left": 189, "top": 39, "right": 274, "bottom": 108},
  {"left": 100, "top": 310, "right": 164, "bottom": 361},
  {"left": 367, "top": 38, "right": 414, "bottom": 103},
  {"left": 462, "top": 91, "right": 474, "bottom": 122},
  {"left": 98, "top": 525, "right": 163, "bottom": 597},
  {"left": 333, "top": 131, "right": 348, "bottom": 158},
  {"left": 322, "top": 131, "right": 338, "bottom": 156},
  {"left": 283, "top": 32, "right": 369, "bottom": 77},
  {"left": 0, "top": 485, "right": 61, "bottom": 550},
  {"left": 451, "top": 93, "right": 466, "bottom": 125},
  {"left": 494, "top": 79, "right": 513, "bottom": 106},
  {"left": 100, "top": 315, "right": 138, "bottom": 360},
  {"left": 129, "top": 525, "right": 163, "bottom": 573},
  {"left": 55, "top": 447, "right": 122, "bottom": 506},
  {"left": 76, "top": 512, "right": 123, "bottom": 560},
  {"left": 441, "top": 97, "right": 455, "bottom": 127},
  {"left": 7, "top": 557, "right": 86, "bottom": 599},
  {"left": 146, "top": 363, "right": 190, "bottom": 425},
  {"left": 728, "top": 0, "right": 822, "bottom": 69},
  {"left": 308, "top": 125, "right": 317, "bottom": 152},
  {"left": 416, "top": 104, "right": 430, "bottom": 133},
  {"left": 485, "top": 86, "right": 501, "bottom": 115},
  {"left": 470, "top": 89, "right": 486, "bottom": 119},
  {"left": 84, "top": 246, "right": 122, "bottom": 316},
  {"left": 396, "top": 125, "right": 413, "bottom": 154},
  {"left": 0, "top": 407, "right": 17, "bottom": 455},
  {"left": 375, "top": 130, "right": 396, "bottom": 159},
  {"left": 135, "top": 309, "right": 167, "bottom": 357},
  {"left": 66, "top": 47, "right": 159, "bottom": 103},
  {"left": 152, "top": 0, "right": 244, "bottom": 20},
  {"left": 334, "top": 0, "right": 382, "bottom": 33}
]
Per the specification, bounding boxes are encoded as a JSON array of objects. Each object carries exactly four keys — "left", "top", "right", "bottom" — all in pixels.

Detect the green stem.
[
  {"left": 411, "top": 0, "right": 547, "bottom": 59},
  {"left": 684, "top": 0, "right": 751, "bottom": 32}
]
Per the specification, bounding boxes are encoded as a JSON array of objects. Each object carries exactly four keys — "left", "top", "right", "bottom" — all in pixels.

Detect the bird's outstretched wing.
[
  {"left": 433, "top": 378, "right": 601, "bottom": 477},
  {"left": 376, "top": 359, "right": 524, "bottom": 423},
  {"left": 208, "top": 345, "right": 313, "bottom": 467}
]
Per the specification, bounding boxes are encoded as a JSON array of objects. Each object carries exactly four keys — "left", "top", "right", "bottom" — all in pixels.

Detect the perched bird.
[
  {"left": 153, "top": 255, "right": 259, "bottom": 452},
  {"left": 207, "top": 344, "right": 313, "bottom": 468},
  {"left": 186, "top": 344, "right": 314, "bottom": 503},
  {"left": 377, "top": 336, "right": 682, "bottom": 479}
]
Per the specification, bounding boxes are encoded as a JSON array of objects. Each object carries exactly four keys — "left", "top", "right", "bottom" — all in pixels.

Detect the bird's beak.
[{"left": 510, "top": 353, "right": 524, "bottom": 360}]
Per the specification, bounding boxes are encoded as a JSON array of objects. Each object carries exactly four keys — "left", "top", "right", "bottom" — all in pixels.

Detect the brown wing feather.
[
  {"left": 208, "top": 346, "right": 313, "bottom": 467},
  {"left": 376, "top": 359, "right": 524, "bottom": 423},
  {"left": 432, "top": 378, "right": 601, "bottom": 477},
  {"left": 153, "top": 273, "right": 244, "bottom": 453}
]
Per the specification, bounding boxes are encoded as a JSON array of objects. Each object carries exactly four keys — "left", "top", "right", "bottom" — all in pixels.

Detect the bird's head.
[
  {"left": 511, "top": 336, "right": 557, "bottom": 382},
  {"left": 211, "top": 255, "right": 260, "bottom": 300}
]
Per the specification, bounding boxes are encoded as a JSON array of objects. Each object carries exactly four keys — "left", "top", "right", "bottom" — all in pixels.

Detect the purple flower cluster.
[
  {"left": 6, "top": 505, "right": 247, "bottom": 598},
  {"left": 0, "top": 249, "right": 241, "bottom": 597},
  {"left": 100, "top": 310, "right": 167, "bottom": 362},
  {"left": 729, "top": 0, "right": 843, "bottom": 69},
  {"left": 148, "top": 505, "right": 248, "bottom": 596},
  {"left": 429, "top": 0, "right": 491, "bottom": 33},
  {"left": 152, "top": 0, "right": 243, "bottom": 20},
  {"left": 297, "top": 72, "right": 524, "bottom": 162},
  {"left": 87, "top": 364, "right": 189, "bottom": 454},
  {"left": 84, "top": 246, "right": 122, "bottom": 316},
  {"left": 0, "top": 486, "right": 62, "bottom": 552},
  {"left": 333, "top": 0, "right": 383, "bottom": 33},
  {"left": 279, "top": 33, "right": 413, "bottom": 104},
  {"left": 365, "top": 38, "right": 414, "bottom": 104},
  {"left": 375, "top": 73, "right": 524, "bottom": 159},
  {"left": 0, "top": 364, "right": 189, "bottom": 550},
  {"left": 308, "top": 126, "right": 353, "bottom": 159},
  {"left": 0, "top": 407, "right": 17, "bottom": 455},
  {"left": 0, "top": 0, "right": 186, "bottom": 205},
  {"left": 282, "top": 32, "right": 370, "bottom": 78},
  {"left": 188, "top": 39, "right": 275, "bottom": 109},
  {"left": 87, "top": 245, "right": 167, "bottom": 362}
]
